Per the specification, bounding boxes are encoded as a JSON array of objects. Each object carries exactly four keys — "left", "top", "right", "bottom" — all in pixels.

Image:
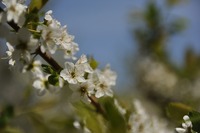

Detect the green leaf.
[
  {"left": 74, "top": 102, "right": 105, "bottom": 133},
  {"left": 189, "top": 111, "right": 200, "bottom": 133},
  {"left": 41, "top": 64, "right": 56, "bottom": 74},
  {"left": 166, "top": 102, "right": 193, "bottom": 122},
  {"left": 0, "top": 105, "right": 14, "bottom": 129},
  {"left": 29, "top": 0, "right": 48, "bottom": 13},
  {"left": 100, "top": 97, "right": 127, "bottom": 133},
  {"left": 88, "top": 56, "right": 99, "bottom": 70},
  {"left": 48, "top": 75, "right": 59, "bottom": 86}
]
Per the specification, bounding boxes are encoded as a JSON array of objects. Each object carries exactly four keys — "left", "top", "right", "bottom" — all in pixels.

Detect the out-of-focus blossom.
[
  {"left": 2, "top": 0, "right": 26, "bottom": 25},
  {"left": 128, "top": 99, "right": 172, "bottom": 133},
  {"left": 73, "top": 120, "right": 91, "bottom": 133}
]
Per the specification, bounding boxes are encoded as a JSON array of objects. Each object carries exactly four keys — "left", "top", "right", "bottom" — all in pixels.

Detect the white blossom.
[
  {"left": 5, "top": 42, "right": 15, "bottom": 66},
  {"left": 32, "top": 72, "right": 48, "bottom": 96},
  {"left": 89, "top": 65, "right": 116, "bottom": 98},
  {"left": 38, "top": 10, "right": 79, "bottom": 59},
  {"left": 95, "top": 74, "right": 114, "bottom": 98},
  {"left": 4, "top": 28, "right": 38, "bottom": 68},
  {"left": 128, "top": 99, "right": 172, "bottom": 133},
  {"left": 114, "top": 99, "right": 126, "bottom": 115},
  {"left": 60, "top": 39, "right": 79, "bottom": 60},
  {"left": 138, "top": 57, "right": 177, "bottom": 96},
  {"left": 60, "top": 55, "right": 93, "bottom": 84},
  {"left": 175, "top": 115, "right": 196, "bottom": 133},
  {"left": 69, "top": 81, "right": 95, "bottom": 103},
  {"left": 22, "top": 60, "right": 42, "bottom": 76},
  {"left": 3, "top": 0, "right": 26, "bottom": 25}
]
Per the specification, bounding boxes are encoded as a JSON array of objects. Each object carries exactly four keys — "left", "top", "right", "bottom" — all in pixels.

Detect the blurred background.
[
  {"left": 0, "top": 0, "right": 200, "bottom": 132},
  {"left": 46, "top": 0, "right": 200, "bottom": 90}
]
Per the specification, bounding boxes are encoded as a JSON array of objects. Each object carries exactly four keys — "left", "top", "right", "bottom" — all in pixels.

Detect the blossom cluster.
[
  {"left": 128, "top": 100, "right": 172, "bottom": 133},
  {"left": 137, "top": 57, "right": 177, "bottom": 96},
  {"left": 1, "top": 0, "right": 117, "bottom": 102}
]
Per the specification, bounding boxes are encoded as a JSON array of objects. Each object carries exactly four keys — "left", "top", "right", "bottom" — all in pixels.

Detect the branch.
[
  {"left": 0, "top": 6, "right": 62, "bottom": 73},
  {"left": 88, "top": 95, "right": 106, "bottom": 117},
  {"left": 1, "top": 5, "right": 105, "bottom": 117},
  {"left": 35, "top": 47, "right": 62, "bottom": 72}
]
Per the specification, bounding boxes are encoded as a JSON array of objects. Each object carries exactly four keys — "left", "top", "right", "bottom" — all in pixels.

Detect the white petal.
[
  {"left": 64, "top": 62, "right": 74, "bottom": 72},
  {"left": 175, "top": 128, "right": 186, "bottom": 133},
  {"left": 95, "top": 90, "right": 104, "bottom": 98},
  {"left": 8, "top": 59, "right": 15, "bottom": 66},
  {"left": 36, "top": 89, "right": 46, "bottom": 96},
  {"left": 6, "top": 42, "right": 14, "bottom": 52},
  {"left": 82, "top": 63, "right": 93, "bottom": 73},
  {"left": 40, "top": 45, "right": 46, "bottom": 53},
  {"left": 76, "top": 54, "right": 87, "bottom": 64},
  {"left": 105, "top": 89, "right": 113, "bottom": 97},
  {"left": 76, "top": 76, "right": 86, "bottom": 83},
  {"left": 33, "top": 80, "right": 43, "bottom": 89},
  {"left": 69, "top": 83, "right": 79, "bottom": 91},
  {"left": 68, "top": 78, "right": 77, "bottom": 84},
  {"left": 73, "top": 121, "right": 81, "bottom": 129},
  {"left": 60, "top": 69, "right": 70, "bottom": 80},
  {"left": 59, "top": 77, "right": 64, "bottom": 87},
  {"left": 45, "top": 10, "right": 53, "bottom": 21}
]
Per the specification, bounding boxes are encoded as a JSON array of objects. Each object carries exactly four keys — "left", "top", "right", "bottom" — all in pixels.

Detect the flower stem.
[{"left": 87, "top": 95, "right": 106, "bottom": 117}]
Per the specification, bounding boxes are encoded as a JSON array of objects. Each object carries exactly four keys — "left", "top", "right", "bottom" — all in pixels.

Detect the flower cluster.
[
  {"left": 1, "top": 0, "right": 117, "bottom": 102},
  {"left": 37, "top": 10, "right": 79, "bottom": 59},
  {"left": 61, "top": 58, "right": 117, "bottom": 102}
]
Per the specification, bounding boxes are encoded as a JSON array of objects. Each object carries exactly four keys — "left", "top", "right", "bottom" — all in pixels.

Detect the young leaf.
[
  {"left": 29, "top": 0, "right": 49, "bottom": 13},
  {"left": 74, "top": 102, "right": 105, "bottom": 133},
  {"left": 100, "top": 97, "right": 127, "bottom": 133},
  {"left": 48, "top": 74, "right": 59, "bottom": 86},
  {"left": 189, "top": 111, "right": 200, "bottom": 133},
  {"left": 88, "top": 56, "right": 99, "bottom": 70},
  {"left": 41, "top": 64, "right": 55, "bottom": 74},
  {"left": 166, "top": 102, "right": 193, "bottom": 122}
]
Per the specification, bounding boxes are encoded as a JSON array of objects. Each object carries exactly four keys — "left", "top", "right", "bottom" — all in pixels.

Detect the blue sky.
[
  {"left": 43, "top": 0, "right": 200, "bottom": 90},
  {"left": 0, "top": 0, "right": 199, "bottom": 90}
]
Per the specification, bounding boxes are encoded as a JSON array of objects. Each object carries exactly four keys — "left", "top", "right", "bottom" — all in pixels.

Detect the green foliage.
[
  {"left": 29, "top": 0, "right": 49, "bottom": 13},
  {"left": 26, "top": 0, "right": 48, "bottom": 30},
  {"left": 0, "top": 105, "right": 14, "bottom": 129},
  {"left": 100, "top": 97, "right": 127, "bottom": 133},
  {"left": 89, "top": 56, "right": 99, "bottom": 70},
  {"left": 75, "top": 102, "right": 105, "bottom": 133},
  {"left": 28, "top": 112, "right": 51, "bottom": 133},
  {"left": 48, "top": 74, "right": 59, "bottom": 86},
  {"left": 169, "top": 18, "right": 187, "bottom": 35},
  {"left": 144, "top": 2, "right": 161, "bottom": 28},
  {"left": 41, "top": 64, "right": 56, "bottom": 75},
  {"left": 166, "top": 102, "right": 193, "bottom": 122},
  {"left": 189, "top": 111, "right": 200, "bottom": 133},
  {"left": 42, "top": 64, "right": 60, "bottom": 86}
]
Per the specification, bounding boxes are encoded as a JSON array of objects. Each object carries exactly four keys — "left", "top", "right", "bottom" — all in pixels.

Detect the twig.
[
  {"left": 88, "top": 95, "right": 106, "bottom": 117},
  {"left": 0, "top": 5, "right": 105, "bottom": 117}
]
